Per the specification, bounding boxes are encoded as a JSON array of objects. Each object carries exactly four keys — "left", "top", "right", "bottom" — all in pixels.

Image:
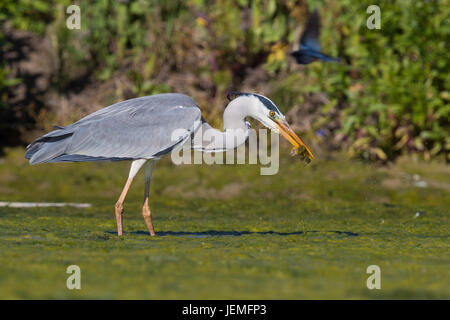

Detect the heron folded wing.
[
  {"left": 26, "top": 94, "right": 202, "bottom": 164},
  {"left": 66, "top": 102, "right": 201, "bottom": 159}
]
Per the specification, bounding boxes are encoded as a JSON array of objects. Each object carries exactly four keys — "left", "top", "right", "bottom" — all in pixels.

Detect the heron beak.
[{"left": 274, "top": 118, "right": 314, "bottom": 160}]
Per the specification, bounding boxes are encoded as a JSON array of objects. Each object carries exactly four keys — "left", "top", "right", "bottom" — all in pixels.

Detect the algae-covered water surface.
[{"left": 0, "top": 148, "right": 448, "bottom": 299}]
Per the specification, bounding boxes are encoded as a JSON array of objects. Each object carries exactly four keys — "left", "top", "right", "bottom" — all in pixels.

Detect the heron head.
[{"left": 227, "top": 91, "right": 314, "bottom": 161}]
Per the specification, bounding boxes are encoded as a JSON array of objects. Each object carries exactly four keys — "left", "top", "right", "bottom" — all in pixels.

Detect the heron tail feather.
[{"left": 25, "top": 129, "right": 74, "bottom": 165}]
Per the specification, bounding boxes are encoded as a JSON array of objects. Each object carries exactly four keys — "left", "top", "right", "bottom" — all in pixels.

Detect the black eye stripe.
[
  {"left": 227, "top": 91, "right": 281, "bottom": 115},
  {"left": 256, "top": 96, "right": 282, "bottom": 116}
]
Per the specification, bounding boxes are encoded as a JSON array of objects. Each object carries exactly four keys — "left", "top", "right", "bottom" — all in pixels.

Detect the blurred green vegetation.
[{"left": 0, "top": 0, "right": 449, "bottom": 161}]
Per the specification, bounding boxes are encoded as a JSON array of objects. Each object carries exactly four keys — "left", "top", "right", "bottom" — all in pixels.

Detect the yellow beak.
[{"left": 275, "top": 118, "right": 314, "bottom": 160}]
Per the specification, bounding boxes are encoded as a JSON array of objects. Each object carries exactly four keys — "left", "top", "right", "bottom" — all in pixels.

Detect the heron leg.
[
  {"left": 142, "top": 160, "right": 157, "bottom": 236},
  {"left": 114, "top": 159, "right": 147, "bottom": 236}
]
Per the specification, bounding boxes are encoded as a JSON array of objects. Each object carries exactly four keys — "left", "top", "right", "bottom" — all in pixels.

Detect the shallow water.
[{"left": 0, "top": 148, "right": 448, "bottom": 299}]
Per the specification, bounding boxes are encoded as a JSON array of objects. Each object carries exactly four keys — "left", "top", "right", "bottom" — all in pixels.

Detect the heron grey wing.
[
  {"left": 300, "top": 9, "right": 321, "bottom": 52},
  {"left": 65, "top": 93, "right": 198, "bottom": 128},
  {"left": 65, "top": 104, "right": 201, "bottom": 159}
]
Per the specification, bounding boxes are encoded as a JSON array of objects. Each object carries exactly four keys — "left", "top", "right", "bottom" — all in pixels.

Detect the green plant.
[
  {"left": 1, "top": 0, "right": 448, "bottom": 161},
  {"left": 305, "top": 0, "right": 449, "bottom": 161}
]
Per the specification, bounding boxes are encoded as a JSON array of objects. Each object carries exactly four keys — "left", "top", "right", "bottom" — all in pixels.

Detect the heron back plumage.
[{"left": 25, "top": 93, "right": 202, "bottom": 164}]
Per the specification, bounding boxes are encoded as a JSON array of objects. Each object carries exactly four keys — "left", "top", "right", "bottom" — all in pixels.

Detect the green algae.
[{"left": 0, "top": 148, "right": 448, "bottom": 299}]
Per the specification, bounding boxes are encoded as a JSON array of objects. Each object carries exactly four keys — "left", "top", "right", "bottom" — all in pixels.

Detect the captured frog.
[{"left": 290, "top": 145, "right": 314, "bottom": 164}]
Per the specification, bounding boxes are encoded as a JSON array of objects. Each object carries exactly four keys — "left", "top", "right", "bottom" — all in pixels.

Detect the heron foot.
[
  {"left": 142, "top": 205, "right": 156, "bottom": 237},
  {"left": 115, "top": 201, "right": 124, "bottom": 236}
]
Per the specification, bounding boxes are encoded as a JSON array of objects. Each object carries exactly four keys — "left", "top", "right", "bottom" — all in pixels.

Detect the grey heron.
[{"left": 25, "top": 92, "right": 314, "bottom": 236}]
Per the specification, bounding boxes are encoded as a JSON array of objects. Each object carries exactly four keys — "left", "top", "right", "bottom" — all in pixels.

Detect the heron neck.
[
  {"left": 223, "top": 98, "right": 251, "bottom": 131},
  {"left": 191, "top": 99, "right": 252, "bottom": 152}
]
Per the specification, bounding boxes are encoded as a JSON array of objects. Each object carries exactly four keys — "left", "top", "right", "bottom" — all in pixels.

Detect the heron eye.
[{"left": 269, "top": 111, "right": 276, "bottom": 118}]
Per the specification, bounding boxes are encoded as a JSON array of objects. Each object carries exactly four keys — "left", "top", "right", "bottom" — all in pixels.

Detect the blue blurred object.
[{"left": 291, "top": 9, "right": 339, "bottom": 65}]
